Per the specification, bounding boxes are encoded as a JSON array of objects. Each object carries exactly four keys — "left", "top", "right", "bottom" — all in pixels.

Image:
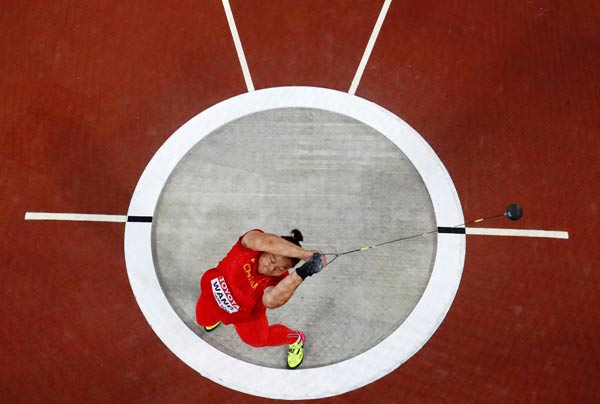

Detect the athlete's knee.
[
  {"left": 240, "top": 334, "right": 268, "bottom": 347},
  {"left": 237, "top": 330, "right": 268, "bottom": 347},
  {"left": 195, "top": 298, "right": 218, "bottom": 326}
]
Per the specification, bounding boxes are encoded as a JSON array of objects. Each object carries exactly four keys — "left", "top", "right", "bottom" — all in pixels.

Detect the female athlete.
[{"left": 195, "top": 229, "right": 326, "bottom": 369}]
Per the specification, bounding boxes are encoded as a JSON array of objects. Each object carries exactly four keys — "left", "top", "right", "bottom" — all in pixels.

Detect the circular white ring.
[{"left": 124, "top": 87, "right": 465, "bottom": 400}]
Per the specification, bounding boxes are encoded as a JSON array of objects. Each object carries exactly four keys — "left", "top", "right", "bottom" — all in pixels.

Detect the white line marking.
[
  {"left": 349, "top": 0, "right": 392, "bottom": 95},
  {"left": 466, "top": 227, "right": 569, "bottom": 239},
  {"left": 222, "top": 0, "right": 254, "bottom": 92},
  {"left": 25, "top": 212, "right": 127, "bottom": 223}
]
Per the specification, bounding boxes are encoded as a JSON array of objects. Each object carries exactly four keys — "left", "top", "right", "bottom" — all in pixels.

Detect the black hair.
[{"left": 281, "top": 229, "right": 303, "bottom": 266}]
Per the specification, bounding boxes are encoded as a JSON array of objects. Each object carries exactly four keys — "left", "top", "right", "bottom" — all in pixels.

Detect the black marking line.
[
  {"left": 437, "top": 227, "right": 466, "bottom": 234},
  {"left": 127, "top": 216, "right": 153, "bottom": 223}
]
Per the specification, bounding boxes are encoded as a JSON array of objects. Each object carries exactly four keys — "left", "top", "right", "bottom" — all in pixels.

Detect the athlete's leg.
[
  {"left": 195, "top": 289, "right": 221, "bottom": 327},
  {"left": 196, "top": 270, "right": 223, "bottom": 328},
  {"left": 234, "top": 314, "right": 299, "bottom": 347}
]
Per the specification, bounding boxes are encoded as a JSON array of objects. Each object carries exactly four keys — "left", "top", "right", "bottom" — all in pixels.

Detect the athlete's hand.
[
  {"left": 296, "top": 252, "right": 325, "bottom": 280},
  {"left": 301, "top": 250, "right": 328, "bottom": 267}
]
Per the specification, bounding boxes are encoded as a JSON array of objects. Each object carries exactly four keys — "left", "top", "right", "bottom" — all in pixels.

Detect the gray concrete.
[{"left": 152, "top": 108, "right": 436, "bottom": 368}]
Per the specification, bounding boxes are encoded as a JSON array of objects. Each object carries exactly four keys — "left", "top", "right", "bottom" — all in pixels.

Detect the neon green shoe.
[
  {"left": 204, "top": 321, "right": 221, "bottom": 332},
  {"left": 287, "top": 331, "right": 306, "bottom": 369}
]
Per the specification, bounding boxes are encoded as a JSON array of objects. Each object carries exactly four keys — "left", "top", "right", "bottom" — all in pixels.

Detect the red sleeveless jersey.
[{"left": 199, "top": 230, "right": 288, "bottom": 324}]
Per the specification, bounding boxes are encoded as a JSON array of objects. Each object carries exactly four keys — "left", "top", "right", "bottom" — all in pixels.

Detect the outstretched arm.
[
  {"left": 262, "top": 253, "right": 325, "bottom": 309},
  {"left": 262, "top": 272, "right": 304, "bottom": 309},
  {"left": 242, "top": 230, "right": 313, "bottom": 261}
]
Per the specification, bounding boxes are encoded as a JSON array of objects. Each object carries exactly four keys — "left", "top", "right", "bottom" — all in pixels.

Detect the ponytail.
[{"left": 282, "top": 229, "right": 303, "bottom": 266}]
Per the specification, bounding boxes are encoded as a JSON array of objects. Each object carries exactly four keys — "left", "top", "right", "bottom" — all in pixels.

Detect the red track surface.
[{"left": 1, "top": 1, "right": 598, "bottom": 403}]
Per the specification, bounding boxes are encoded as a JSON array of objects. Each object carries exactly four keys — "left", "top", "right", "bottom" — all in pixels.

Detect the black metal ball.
[{"left": 505, "top": 204, "right": 523, "bottom": 221}]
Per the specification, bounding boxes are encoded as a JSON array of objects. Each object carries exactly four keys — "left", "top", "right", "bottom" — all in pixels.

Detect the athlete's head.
[{"left": 257, "top": 229, "right": 303, "bottom": 276}]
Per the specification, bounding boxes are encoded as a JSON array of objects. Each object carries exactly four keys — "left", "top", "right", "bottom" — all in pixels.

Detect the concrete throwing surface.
[{"left": 152, "top": 108, "right": 436, "bottom": 368}]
